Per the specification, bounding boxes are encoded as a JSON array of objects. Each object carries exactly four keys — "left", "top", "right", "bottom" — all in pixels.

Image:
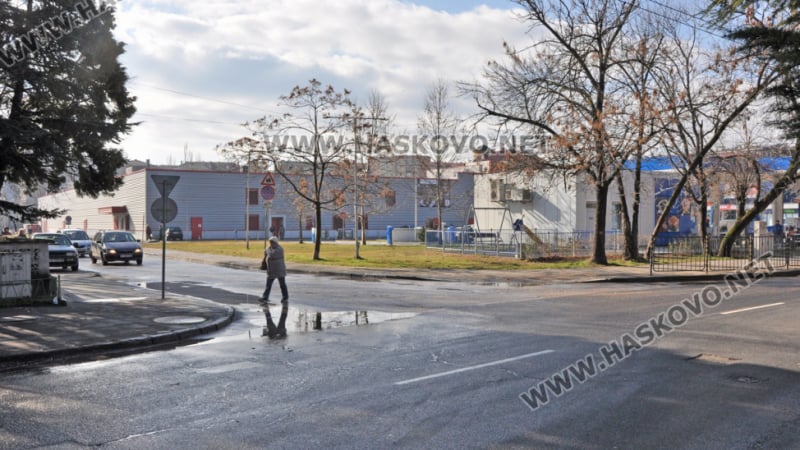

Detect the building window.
[
  {"left": 333, "top": 213, "right": 345, "bottom": 230},
  {"left": 247, "top": 214, "right": 259, "bottom": 231},
  {"left": 384, "top": 189, "right": 396, "bottom": 207},
  {"left": 247, "top": 188, "right": 259, "bottom": 206}
]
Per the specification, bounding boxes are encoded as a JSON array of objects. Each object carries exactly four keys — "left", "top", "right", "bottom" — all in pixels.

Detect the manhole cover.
[
  {"left": 153, "top": 316, "right": 207, "bottom": 324},
  {"left": 734, "top": 376, "right": 763, "bottom": 384}
]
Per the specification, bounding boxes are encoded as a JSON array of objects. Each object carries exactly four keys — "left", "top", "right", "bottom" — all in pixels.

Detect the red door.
[{"left": 190, "top": 217, "right": 203, "bottom": 240}]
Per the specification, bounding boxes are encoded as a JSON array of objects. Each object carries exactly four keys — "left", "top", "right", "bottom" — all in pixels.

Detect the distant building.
[{"left": 36, "top": 162, "right": 475, "bottom": 240}]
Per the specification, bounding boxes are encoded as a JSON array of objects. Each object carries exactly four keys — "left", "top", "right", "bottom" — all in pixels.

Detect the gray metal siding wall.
[
  {"left": 146, "top": 170, "right": 250, "bottom": 239},
  {"left": 37, "top": 171, "right": 147, "bottom": 237},
  {"left": 39, "top": 169, "right": 475, "bottom": 240}
]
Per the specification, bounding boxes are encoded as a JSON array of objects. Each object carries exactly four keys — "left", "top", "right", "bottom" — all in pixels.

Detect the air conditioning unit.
[{"left": 506, "top": 188, "right": 533, "bottom": 202}]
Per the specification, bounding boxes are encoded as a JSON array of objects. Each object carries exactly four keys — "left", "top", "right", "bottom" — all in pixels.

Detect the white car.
[
  {"left": 60, "top": 229, "right": 92, "bottom": 257},
  {"left": 31, "top": 232, "right": 80, "bottom": 271}
]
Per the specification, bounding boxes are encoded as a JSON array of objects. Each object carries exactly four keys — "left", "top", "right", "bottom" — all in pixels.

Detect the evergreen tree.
[{"left": 0, "top": 0, "right": 136, "bottom": 222}]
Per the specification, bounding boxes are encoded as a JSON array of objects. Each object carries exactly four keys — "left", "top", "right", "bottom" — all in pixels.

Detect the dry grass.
[{"left": 145, "top": 239, "right": 639, "bottom": 270}]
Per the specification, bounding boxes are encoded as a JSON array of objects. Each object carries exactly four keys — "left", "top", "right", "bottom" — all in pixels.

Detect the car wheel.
[
  {"left": 71, "top": 263, "right": 79, "bottom": 272},
  {"left": 136, "top": 259, "right": 143, "bottom": 265},
  {"left": 101, "top": 254, "right": 108, "bottom": 266}
]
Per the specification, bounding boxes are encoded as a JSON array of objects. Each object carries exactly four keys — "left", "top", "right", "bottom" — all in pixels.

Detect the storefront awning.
[{"left": 98, "top": 206, "right": 128, "bottom": 214}]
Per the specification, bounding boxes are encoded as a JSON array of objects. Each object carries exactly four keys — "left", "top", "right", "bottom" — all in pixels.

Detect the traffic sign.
[
  {"left": 151, "top": 197, "right": 178, "bottom": 223},
  {"left": 260, "top": 172, "right": 275, "bottom": 186},
  {"left": 260, "top": 185, "right": 275, "bottom": 200}
]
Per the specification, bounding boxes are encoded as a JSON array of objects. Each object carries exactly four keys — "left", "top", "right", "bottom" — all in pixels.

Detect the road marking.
[
  {"left": 720, "top": 302, "right": 785, "bottom": 316},
  {"left": 394, "top": 349, "right": 555, "bottom": 386}
]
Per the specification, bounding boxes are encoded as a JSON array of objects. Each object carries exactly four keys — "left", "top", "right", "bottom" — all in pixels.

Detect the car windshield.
[
  {"left": 35, "top": 234, "right": 70, "bottom": 246},
  {"left": 64, "top": 230, "right": 90, "bottom": 240},
  {"left": 104, "top": 232, "right": 135, "bottom": 243}
]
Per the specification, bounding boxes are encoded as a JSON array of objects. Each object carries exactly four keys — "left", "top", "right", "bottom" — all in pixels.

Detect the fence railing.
[
  {"left": 425, "top": 229, "right": 800, "bottom": 274},
  {"left": 650, "top": 235, "right": 800, "bottom": 273},
  {"left": 425, "top": 229, "right": 628, "bottom": 259}
]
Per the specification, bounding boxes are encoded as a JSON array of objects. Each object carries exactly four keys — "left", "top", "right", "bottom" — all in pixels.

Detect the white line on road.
[
  {"left": 394, "top": 349, "right": 555, "bottom": 386},
  {"left": 720, "top": 302, "right": 785, "bottom": 316}
]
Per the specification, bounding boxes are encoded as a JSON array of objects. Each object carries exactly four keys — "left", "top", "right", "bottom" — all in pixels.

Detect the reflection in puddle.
[{"left": 254, "top": 306, "right": 416, "bottom": 334}]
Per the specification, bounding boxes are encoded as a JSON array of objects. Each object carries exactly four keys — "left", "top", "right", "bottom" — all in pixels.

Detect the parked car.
[
  {"left": 165, "top": 226, "right": 183, "bottom": 241},
  {"left": 59, "top": 229, "right": 92, "bottom": 257},
  {"left": 31, "top": 232, "right": 79, "bottom": 271},
  {"left": 91, "top": 230, "right": 143, "bottom": 265}
]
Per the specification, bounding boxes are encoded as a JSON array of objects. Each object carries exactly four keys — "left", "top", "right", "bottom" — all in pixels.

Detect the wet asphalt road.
[{"left": 1, "top": 260, "right": 799, "bottom": 448}]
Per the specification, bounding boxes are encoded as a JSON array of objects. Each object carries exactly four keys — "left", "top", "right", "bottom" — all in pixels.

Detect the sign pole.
[{"left": 161, "top": 180, "right": 166, "bottom": 300}]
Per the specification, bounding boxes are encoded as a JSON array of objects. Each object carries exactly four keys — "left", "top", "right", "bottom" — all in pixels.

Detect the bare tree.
[
  {"left": 644, "top": 9, "right": 777, "bottom": 258},
  {"left": 357, "top": 90, "right": 394, "bottom": 245},
  {"left": 612, "top": 11, "right": 669, "bottom": 260},
  {"left": 418, "top": 79, "right": 460, "bottom": 236},
  {"left": 704, "top": 1, "right": 800, "bottom": 254},
  {"left": 218, "top": 79, "right": 354, "bottom": 260},
  {"left": 463, "top": 0, "right": 639, "bottom": 264}
]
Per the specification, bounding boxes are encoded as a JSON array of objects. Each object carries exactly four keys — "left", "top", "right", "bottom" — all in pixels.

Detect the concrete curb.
[{"left": 0, "top": 304, "right": 236, "bottom": 365}]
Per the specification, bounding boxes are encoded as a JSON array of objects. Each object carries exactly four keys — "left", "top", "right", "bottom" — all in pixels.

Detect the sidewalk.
[{"left": 0, "top": 249, "right": 787, "bottom": 367}]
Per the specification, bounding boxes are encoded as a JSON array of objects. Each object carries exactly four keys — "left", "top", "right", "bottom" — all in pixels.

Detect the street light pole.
[
  {"left": 161, "top": 180, "right": 167, "bottom": 300},
  {"left": 354, "top": 118, "right": 360, "bottom": 259},
  {"left": 245, "top": 152, "right": 251, "bottom": 250}
]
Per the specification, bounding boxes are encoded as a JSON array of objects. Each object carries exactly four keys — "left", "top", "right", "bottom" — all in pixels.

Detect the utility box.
[{"left": 0, "top": 252, "right": 32, "bottom": 300}]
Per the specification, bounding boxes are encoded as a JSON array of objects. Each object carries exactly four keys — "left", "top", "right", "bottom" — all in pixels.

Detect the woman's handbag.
[{"left": 260, "top": 256, "right": 267, "bottom": 271}]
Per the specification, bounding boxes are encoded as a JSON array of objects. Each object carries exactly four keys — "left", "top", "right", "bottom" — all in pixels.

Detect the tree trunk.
[
  {"left": 593, "top": 183, "right": 609, "bottom": 265},
  {"left": 313, "top": 203, "right": 322, "bottom": 260},
  {"left": 615, "top": 172, "right": 638, "bottom": 260}
]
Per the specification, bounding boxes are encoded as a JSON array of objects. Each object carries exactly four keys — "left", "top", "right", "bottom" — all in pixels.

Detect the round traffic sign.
[
  {"left": 150, "top": 198, "right": 178, "bottom": 223},
  {"left": 260, "top": 185, "right": 275, "bottom": 200}
]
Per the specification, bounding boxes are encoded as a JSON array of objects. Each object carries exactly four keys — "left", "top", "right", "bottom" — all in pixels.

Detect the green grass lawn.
[{"left": 146, "top": 239, "right": 643, "bottom": 270}]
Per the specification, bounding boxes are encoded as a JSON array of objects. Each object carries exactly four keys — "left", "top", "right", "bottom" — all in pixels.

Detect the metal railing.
[
  {"left": 425, "top": 229, "right": 627, "bottom": 259},
  {"left": 650, "top": 235, "right": 800, "bottom": 273}
]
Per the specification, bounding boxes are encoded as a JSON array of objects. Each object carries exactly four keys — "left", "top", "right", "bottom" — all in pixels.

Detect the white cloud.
[{"left": 113, "top": 0, "right": 530, "bottom": 163}]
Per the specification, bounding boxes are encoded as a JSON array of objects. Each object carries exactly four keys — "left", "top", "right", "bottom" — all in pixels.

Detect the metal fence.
[
  {"left": 425, "top": 228, "right": 800, "bottom": 274},
  {"left": 650, "top": 235, "right": 800, "bottom": 273},
  {"left": 425, "top": 229, "right": 629, "bottom": 259}
]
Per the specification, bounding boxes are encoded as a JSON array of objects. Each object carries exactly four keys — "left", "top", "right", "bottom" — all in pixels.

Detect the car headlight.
[
  {"left": 134, "top": 248, "right": 142, "bottom": 254},
  {"left": 108, "top": 249, "right": 117, "bottom": 255}
]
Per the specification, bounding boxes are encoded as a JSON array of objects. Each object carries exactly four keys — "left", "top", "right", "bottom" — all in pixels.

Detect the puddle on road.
[{"left": 248, "top": 306, "right": 416, "bottom": 334}]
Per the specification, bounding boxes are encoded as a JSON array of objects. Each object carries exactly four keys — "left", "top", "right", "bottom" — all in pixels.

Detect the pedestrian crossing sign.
[{"left": 260, "top": 172, "right": 275, "bottom": 186}]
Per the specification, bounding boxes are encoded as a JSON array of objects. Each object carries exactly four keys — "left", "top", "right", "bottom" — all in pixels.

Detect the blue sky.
[{"left": 112, "top": 1, "right": 530, "bottom": 164}]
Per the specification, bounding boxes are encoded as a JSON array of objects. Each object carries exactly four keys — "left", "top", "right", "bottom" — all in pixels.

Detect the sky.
[{"left": 111, "top": 0, "right": 532, "bottom": 164}]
